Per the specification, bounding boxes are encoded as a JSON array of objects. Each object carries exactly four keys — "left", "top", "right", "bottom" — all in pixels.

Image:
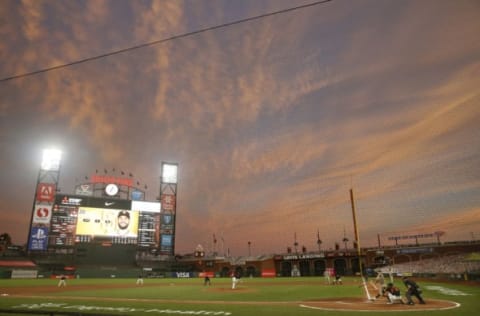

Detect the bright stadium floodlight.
[
  {"left": 161, "top": 162, "right": 178, "bottom": 184},
  {"left": 41, "top": 149, "right": 62, "bottom": 171}
]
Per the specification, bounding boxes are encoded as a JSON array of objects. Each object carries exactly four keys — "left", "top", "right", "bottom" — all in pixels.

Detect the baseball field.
[{"left": 0, "top": 276, "right": 478, "bottom": 316}]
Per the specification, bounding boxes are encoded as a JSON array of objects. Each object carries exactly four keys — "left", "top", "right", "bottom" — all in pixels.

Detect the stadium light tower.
[
  {"left": 161, "top": 163, "right": 178, "bottom": 184},
  {"left": 159, "top": 162, "right": 178, "bottom": 257},
  {"left": 41, "top": 149, "right": 62, "bottom": 171},
  {"left": 27, "top": 148, "right": 63, "bottom": 254}
]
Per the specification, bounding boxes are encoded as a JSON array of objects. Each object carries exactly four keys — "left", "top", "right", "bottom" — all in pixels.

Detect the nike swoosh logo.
[{"left": 105, "top": 202, "right": 115, "bottom": 206}]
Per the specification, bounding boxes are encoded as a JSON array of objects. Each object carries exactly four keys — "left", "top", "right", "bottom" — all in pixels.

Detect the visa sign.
[{"left": 175, "top": 272, "right": 191, "bottom": 278}]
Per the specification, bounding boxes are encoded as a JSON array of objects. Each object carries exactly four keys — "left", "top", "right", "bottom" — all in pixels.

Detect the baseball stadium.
[{"left": 1, "top": 150, "right": 480, "bottom": 315}]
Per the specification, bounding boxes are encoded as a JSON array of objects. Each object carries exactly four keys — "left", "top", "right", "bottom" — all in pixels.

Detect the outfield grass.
[{"left": 0, "top": 277, "right": 478, "bottom": 315}]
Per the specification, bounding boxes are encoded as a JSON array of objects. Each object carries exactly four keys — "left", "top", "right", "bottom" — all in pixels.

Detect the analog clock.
[{"left": 105, "top": 183, "right": 119, "bottom": 196}]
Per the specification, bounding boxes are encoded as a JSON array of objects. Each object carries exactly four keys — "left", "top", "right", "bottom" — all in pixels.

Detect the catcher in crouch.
[{"left": 383, "top": 283, "right": 405, "bottom": 304}]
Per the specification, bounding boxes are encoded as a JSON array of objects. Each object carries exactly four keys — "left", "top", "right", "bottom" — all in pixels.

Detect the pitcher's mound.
[
  {"left": 300, "top": 297, "right": 459, "bottom": 311},
  {"left": 204, "top": 287, "right": 256, "bottom": 293}
]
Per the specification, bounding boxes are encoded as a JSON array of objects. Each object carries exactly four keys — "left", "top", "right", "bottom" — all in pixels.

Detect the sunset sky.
[{"left": 1, "top": 0, "right": 479, "bottom": 256}]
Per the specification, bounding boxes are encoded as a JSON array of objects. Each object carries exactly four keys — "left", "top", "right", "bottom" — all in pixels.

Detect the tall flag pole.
[{"left": 213, "top": 233, "right": 217, "bottom": 254}]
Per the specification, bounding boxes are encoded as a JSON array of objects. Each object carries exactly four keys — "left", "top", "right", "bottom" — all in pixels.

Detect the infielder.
[
  {"left": 323, "top": 269, "right": 331, "bottom": 285},
  {"left": 58, "top": 275, "right": 67, "bottom": 287},
  {"left": 136, "top": 274, "right": 144, "bottom": 285},
  {"left": 231, "top": 271, "right": 241, "bottom": 289}
]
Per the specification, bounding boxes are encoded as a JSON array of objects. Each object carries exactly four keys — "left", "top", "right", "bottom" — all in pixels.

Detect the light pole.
[
  {"left": 294, "top": 232, "right": 298, "bottom": 253},
  {"left": 247, "top": 241, "right": 251, "bottom": 256},
  {"left": 343, "top": 237, "right": 349, "bottom": 252},
  {"left": 317, "top": 229, "right": 322, "bottom": 252}
]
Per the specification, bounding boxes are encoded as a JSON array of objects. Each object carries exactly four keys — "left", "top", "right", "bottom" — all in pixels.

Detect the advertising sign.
[
  {"left": 161, "top": 194, "right": 176, "bottom": 211},
  {"left": 132, "top": 201, "right": 161, "bottom": 213},
  {"left": 36, "top": 183, "right": 56, "bottom": 202},
  {"left": 91, "top": 175, "right": 133, "bottom": 186},
  {"left": 161, "top": 234, "right": 172, "bottom": 246},
  {"left": 33, "top": 204, "right": 52, "bottom": 224},
  {"left": 199, "top": 271, "right": 214, "bottom": 278},
  {"left": 161, "top": 214, "right": 174, "bottom": 231},
  {"left": 55, "top": 195, "right": 132, "bottom": 210},
  {"left": 131, "top": 190, "right": 144, "bottom": 201},
  {"left": 57, "top": 195, "right": 85, "bottom": 206},
  {"left": 87, "top": 197, "right": 132, "bottom": 210},
  {"left": 28, "top": 227, "right": 49, "bottom": 251},
  {"left": 75, "top": 184, "right": 93, "bottom": 196},
  {"left": 261, "top": 269, "right": 276, "bottom": 278},
  {"left": 397, "top": 247, "right": 434, "bottom": 254},
  {"left": 160, "top": 234, "right": 173, "bottom": 253},
  {"left": 175, "top": 272, "right": 192, "bottom": 278}
]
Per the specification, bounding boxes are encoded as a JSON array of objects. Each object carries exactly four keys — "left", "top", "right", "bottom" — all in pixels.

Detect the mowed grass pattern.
[{"left": 0, "top": 277, "right": 479, "bottom": 315}]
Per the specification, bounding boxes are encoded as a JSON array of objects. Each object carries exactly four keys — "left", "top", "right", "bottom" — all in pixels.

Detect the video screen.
[
  {"left": 76, "top": 207, "right": 139, "bottom": 238},
  {"left": 49, "top": 205, "right": 77, "bottom": 246},
  {"left": 132, "top": 201, "right": 161, "bottom": 248}
]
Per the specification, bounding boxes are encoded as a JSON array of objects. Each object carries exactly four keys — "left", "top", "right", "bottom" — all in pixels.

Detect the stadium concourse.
[{"left": 174, "top": 240, "right": 480, "bottom": 280}]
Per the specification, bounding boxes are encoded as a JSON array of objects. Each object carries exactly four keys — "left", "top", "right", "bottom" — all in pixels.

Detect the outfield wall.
[{"left": 74, "top": 244, "right": 137, "bottom": 265}]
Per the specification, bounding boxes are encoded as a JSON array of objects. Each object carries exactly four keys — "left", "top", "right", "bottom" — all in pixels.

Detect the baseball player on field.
[
  {"left": 231, "top": 270, "right": 241, "bottom": 289},
  {"left": 373, "top": 271, "right": 386, "bottom": 298}
]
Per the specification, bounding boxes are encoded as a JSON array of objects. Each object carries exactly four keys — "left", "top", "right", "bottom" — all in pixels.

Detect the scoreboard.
[{"left": 28, "top": 194, "right": 171, "bottom": 253}]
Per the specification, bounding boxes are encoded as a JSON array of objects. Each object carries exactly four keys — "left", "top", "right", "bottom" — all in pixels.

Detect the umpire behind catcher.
[{"left": 402, "top": 276, "right": 426, "bottom": 305}]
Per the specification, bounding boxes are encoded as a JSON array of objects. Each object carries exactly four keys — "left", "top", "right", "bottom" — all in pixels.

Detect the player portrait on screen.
[
  {"left": 116, "top": 210, "right": 131, "bottom": 235},
  {"left": 76, "top": 208, "right": 138, "bottom": 238}
]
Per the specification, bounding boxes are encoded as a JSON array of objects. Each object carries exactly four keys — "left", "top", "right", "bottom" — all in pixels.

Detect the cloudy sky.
[{"left": 1, "top": 0, "right": 479, "bottom": 256}]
